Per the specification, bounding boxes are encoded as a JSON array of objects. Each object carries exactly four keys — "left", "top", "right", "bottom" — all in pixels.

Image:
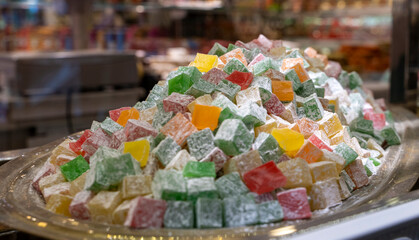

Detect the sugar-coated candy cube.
[
  {"left": 165, "top": 149, "right": 197, "bottom": 171},
  {"left": 272, "top": 81, "right": 294, "bottom": 102},
  {"left": 239, "top": 102, "right": 267, "bottom": 128},
  {"left": 134, "top": 100, "right": 156, "bottom": 111},
  {"left": 344, "top": 159, "right": 369, "bottom": 189},
  {"left": 201, "top": 147, "right": 228, "bottom": 172},
  {"left": 363, "top": 158, "right": 377, "bottom": 176},
  {"left": 247, "top": 192, "right": 275, "bottom": 203},
  {"left": 145, "top": 84, "right": 168, "bottom": 103},
  {"left": 223, "top": 195, "right": 258, "bottom": 227},
  {"left": 100, "top": 117, "right": 123, "bottom": 136},
  {"left": 233, "top": 149, "right": 263, "bottom": 177},
  {"left": 303, "top": 94, "right": 324, "bottom": 121},
  {"left": 223, "top": 157, "right": 238, "bottom": 175},
  {"left": 186, "top": 128, "right": 215, "bottom": 160},
  {"left": 39, "top": 172, "right": 65, "bottom": 193},
  {"left": 195, "top": 198, "right": 223, "bottom": 229},
  {"left": 380, "top": 126, "right": 401, "bottom": 145},
  {"left": 337, "top": 175, "right": 352, "bottom": 200},
  {"left": 318, "top": 112, "right": 343, "bottom": 137},
  {"left": 271, "top": 128, "right": 304, "bottom": 154},
  {"left": 350, "top": 117, "right": 374, "bottom": 135},
  {"left": 284, "top": 61, "right": 310, "bottom": 83},
  {"left": 277, "top": 158, "right": 313, "bottom": 188},
  {"left": 258, "top": 200, "right": 284, "bottom": 224},
  {"left": 214, "top": 119, "right": 253, "bottom": 156},
  {"left": 191, "top": 104, "right": 222, "bottom": 131},
  {"left": 168, "top": 66, "right": 201, "bottom": 95},
  {"left": 263, "top": 93, "right": 286, "bottom": 116},
  {"left": 250, "top": 76, "right": 272, "bottom": 102},
  {"left": 125, "top": 196, "right": 167, "bottom": 229},
  {"left": 152, "top": 104, "right": 175, "bottom": 131},
  {"left": 324, "top": 60, "right": 342, "bottom": 79},
  {"left": 152, "top": 169, "right": 187, "bottom": 200},
  {"left": 281, "top": 58, "right": 304, "bottom": 72},
  {"left": 42, "top": 182, "right": 71, "bottom": 202},
  {"left": 215, "top": 79, "right": 241, "bottom": 101},
  {"left": 189, "top": 53, "right": 218, "bottom": 73},
  {"left": 253, "top": 132, "right": 284, "bottom": 164},
  {"left": 164, "top": 201, "right": 194, "bottom": 228},
  {"left": 69, "top": 190, "right": 93, "bottom": 220},
  {"left": 284, "top": 69, "right": 302, "bottom": 91},
  {"left": 110, "top": 129, "right": 126, "bottom": 149},
  {"left": 59, "top": 155, "right": 89, "bottom": 182},
  {"left": 124, "top": 119, "right": 158, "bottom": 142},
  {"left": 143, "top": 155, "right": 159, "bottom": 178},
  {"left": 81, "top": 129, "right": 113, "bottom": 156},
  {"left": 308, "top": 178, "right": 341, "bottom": 210},
  {"left": 366, "top": 138, "right": 385, "bottom": 157},
  {"left": 185, "top": 78, "right": 216, "bottom": 98},
  {"left": 187, "top": 94, "right": 213, "bottom": 113},
  {"left": 123, "top": 139, "right": 150, "bottom": 167},
  {"left": 211, "top": 93, "right": 241, "bottom": 123},
  {"left": 225, "top": 70, "right": 254, "bottom": 90},
  {"left": 69, "top": 172, "right": 88, "bottom": 196},
  {"left": 186, "top": 177, "right": 218, "bottom": 202},
  {"left": 183, "top": 161, "right": 216, "bottom": 178},
  {"left": 163, "top": 92, "right": 195, "bottom": 114},
  {"left": 341, "top": 170, "right": 356, "bottom": 192},
  {"left": 253, "top": 58, "right": 277, "bottom": 76},
  {"left": 262, "top": 68, "right": 285, "bottom": 81},
  {"left": 109, "top": 106, "right": 131, "bottom": 121},
  {"left": 112, "top": 199, "right": 132, "bottom": 225},
  {"left": 295, "top": 140, "right": 323, "bottom": 164},
  {"left": 117, "top": 108, "right": 140, "bottom": 127},
  {"left": 309, "top": 161, "right": 339, "bottom": 182},
  {"left": 208, "top": 42, "right": 227, "bottom": 57},
  {"left": 364, "top": 112, "right": 386, "bottom": 130},
  {"left": 87, "top": 191, "right": 122, "bottom": 224},
  {"left": 348, "top": 71, "right": 363, "bottom": 89},
  {"left": 334, "top": 143, "right": 358, "bottom": 167},
  {"left": 161, "top": 113, "right": 198, "bottom": 146},
  {"left": 248, "top": 53, "right": 265, "bottom": 67},
  {"left": 215, "top": 172, "right": 249, "bottom": 199},
  {"left": 121, "top": 175, "right": 152, "bottom": 199},
  {"left": 219, "top": 48, "right": 247, "bottom": 68},
  {"left": 308, "top": 131, "right": 332, "bottom": 152},
  {"left": 320, "top": 149, "right": 345, "bottom": 173},
  {"left": 235, "top": 86, "right": 262, "bottom": 107},
  {"left": 297, "top": 117, "right": 320, "bottom": 139},
  {"left": 254, "top": 118, "right": 278, "bottom": 137},
  {"left": 138, "top": 105, "right": 157, "bottom": 124},
  {"left": 276, "top": 188, "right": 312, "bottom": 220},
  {"left": 223, "top": 58, "right": 249, "bottom": 75},
  {"left": 243, "top": 161, "right": 287, "bottom": 194},
  {"left": 46, "top": 194, "right": 73, "bottom": 217},
  {"left": 202, "top": 68, "right": 228, "bottom": 85},
  {"left": 69, "top": 130, "right": 92, "bottom": 156}
]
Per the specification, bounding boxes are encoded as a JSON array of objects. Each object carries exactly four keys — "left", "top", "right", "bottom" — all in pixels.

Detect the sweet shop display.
[{"left": 31, "top": 34, "right": 401, "bottom": 229}]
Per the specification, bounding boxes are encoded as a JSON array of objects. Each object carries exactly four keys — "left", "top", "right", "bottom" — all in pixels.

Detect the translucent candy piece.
[
  {"left": 308, "top": 178, "right": 341, "bottom": 210},
  {"left": 109, "top": 107, "right": 131, "bottom": 121},
  {"left": 164, "top": 201, "right": 194, "bottom": 228},
  {"left": 87, "top": 191, "right": 122, "bottom": 224},
  {"left": 344, "top": 159, "right": 369, "bottom": 189},
  {"left": 219, "top": 48, "right": 247, "bottom": 68},
  {"left": 69, "top": 190, "right": 93, "bottom": 220},
  {"left": 348, "top": 71, "right": 363, "bottom": 89},
  {"left": 215, "top": 172, "right": 249, "bottom": 199},
  {"left": 124, "top": 197, "right": 167, "bottom": 229},
  {"left": 303, "top": 94, "right": 324, "bottom": 121},
  {"left": 46, "top": 194, "right": 73, "bottom": 217},
  {"left": 253, "top": 58, "right": 277, "bottom": 76},
  {"left": 163, "top": 92, "right": 195, "bottom": 114},
  {"left": 145, "top": 84, "right": 168, "bottom": 103},
  {"left": 42, "top": 182, "right": 71, "bottom": 202},
  {"left": 239, "top": 102, "right": 267, "bottom": 128},
  {"left": 235, "top": 86, "right": 262, "bottom": 107},
  {"left": 364, "top": 112, "right": 386, "bottom": 130},
  {"left": 271, "top": 128, "right": 304, "bottom": 154},
  {"left": 223, "top": 195, "right": 258, "bottom": 227},
  {"left": 39, "top": 172, "right": 65, "bottom": 193},
  {"left": 189, "top": 53, "right": 218, "bottom": 72},
  {"left": 183, "top": 162, "right": 216, "bottom": 178},
  {"left": 309, "top": 161, "right": 339, "bottom": 182},
  {"left": 139, "top": 105, "right": 157, "bottom": 124},
  {"left": 121, "top": 175, "right": 152, "bottom": 199},
  {"left": 276, "top": 188, "right": 312, "bottom": 220},
  {"left": 201, "top": 147, "right": 229, "bottom": 172},
  {"left": 272, "top": 81, "right": 294, "bottom": 102},
  {"left": 225, "top": 71, "right": 254, "bottom": 90},
  {"left": 277, "top": 158, "right": 313, "bottom": 188},
  {"left": 223, "top": 58, "right": 249, "bottom": 75},
  {"left": 248, "top": 53, "right": 266, "bottom": 68},
  {"left": 263, "top": 94, "right": 286, "bottom": 116},
  {"left": 318, "top": 112, "right": 343, "bottom": 138},
  {"left": 185, "top": 78, "right": 216, "bottom": 98},
  {"left": 168, "top": 66, "right": 202, "bottom": 95},
  {"left": 254, "top": 118, "right": 278, "bottom": 138},
  {"left": 165, "top": 149, "right": 197, "bottom": 171},
  {"left": 160, "top": 112, "right": 198, "bottom": 146},
  {"left": 308, "top": 131, "right": 332, "bottom": 152},
  {"left": 191, "top": 104, "right": 222, "bottom": 131},
  {"left": 196, "top": 198, "right": 223, "bottom": 229},
  {"left": 187, "top": 94, "right": 213, "bottom": 113},
  {"left": 123, "top": 139, "right": 150, "bottom": 167},
  {"left": 366, "top": 138, "right": 385, "bottom": 157},
  {"left": 214, "top": 119, "right": 254, "bottom": 156},
  {"left": 82, "top": 129, "right": 114, "bottom": 157},
  {"left": 350, "top": 117, "right": 374, "bottom": 135},
  {"left": 208, "top": 42, "right": 227, "bottom": 57},
  {"left": 295, "top": 140, "right": 323, "bottom": 164},
  {"left": 337, "top": 174, "right": 352, "bottom": 200},
  {"left": 151, "top": 169, "right": 187, "bottom": 200},
  {"left": 201, "top": 68, "right": 228, "bottom": 85},
  {"left": 334, "top": 142, "right": 359, "bottom": 167},
  {"left": 243, "top": 161, "right": 287, "bottom": 194},
  {"left": 253, "top": 132, "right": 284, "bottom": 164},
  {"left": 186, "top": 177, "right": 218, "bottom": 202},
  {"left": 297, "top": 117, "right": 320, "bottom": 139},
  {"left": 59, "top": 155, "right": 89, "bottom": 182},
  {"left": 380, "top": 126, "right": 401, "bottom": 146},
  {"left": 69, "top": 172, "right": 88, "bottom": 196},
  {"left": 117, "top": 108, "right": 140, "bottom": 127},
  {"left": 232, "top": 149, "right": 263, "bottom": 177},
  {"left": 32, "top": 162, "right": 55, "bottom": 194},
  {"left": 69, "top": 130, "right": 92, "bottom": 156}
]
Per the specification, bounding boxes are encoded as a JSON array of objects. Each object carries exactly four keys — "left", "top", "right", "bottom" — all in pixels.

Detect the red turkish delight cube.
[
  {"left": 243, "top": 161, "right": 287, "bottom": 194},
  {"left": 225, "top": 71, "right": 254, "bottom": 90},
  {"left": 124, "top": 197, "right": 167, "bottom": 229},
  {"left": 81, "top": 129, "right": 113, "bottom": 156},
  {"left": 263, "top": 94, "right": 285, "bottom": 116},
  {"left": 202, "top": 68, "right": 228, "bottom": 85},
  {"left": 276, "top": 188, "right": 312, "bottom": 220}
]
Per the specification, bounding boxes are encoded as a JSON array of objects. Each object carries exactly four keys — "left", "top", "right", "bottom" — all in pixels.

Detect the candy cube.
[
  {"left": 296, "top": 79, "right": 316, "bottom": 98},
  {"left": 121, "top": 175, "right": 152, "bottom": 199},
  {"left": 185, "top": 78, "right": 216, "bottom": 98},
  {"left": 243, "top": 161, "right": 287, "bottom": 194},
  {"left": 380, "top": 126, "right": 401, "bottom": 145},
  {"left": 100, "top": 117, "right": 123, "bottom": 136},
  {"left": 124, "top": 119, "right": 158, "bottom": 142},
  {"left": 211, "top": 93, "right": 241, "bottom": 124},
  {"left": 348, "top": 71, "right": 363, "bottom": 89},
  {"left": 46, "top": 194, "right": 73, "bottom": 217},
  {"left": 297, "top": 118, "right": 320, "bottom": 139},
  {"left": 201, "top": 147, "right": 228, "bottom": 172},
  {"left": 308, "top": 178, "right": 341, "bottom": 210},
  {"left": 364, "top": 112, "right": 386, "bottom": 130},
  {"left": 109, "top": 107, "right": 131, "bottom": 122},
  {"left": 271, "top": 128, "right": 305, "bottom": 154},
  {"left": 284, "top": 61, "right": 310, "bottom": 83},
  {"left": 112, "top": 199, "right": 132, "bottom": 225},
  {"left": 143, "top": 155, "right": 159, "bottom": 178},
  {"left": 225, "top": 71, "right": 254, "bottom": 90},
  {"left": 195, "top": 198, "right": 223, "bottom": 228},
  {"left": 117, "top": 108, "right": 140, "bottom": 127},
  {"left": 309, "top": 161, "right": 339, "bottom": 182},
  {"left": 262, "top": 68, "right": 285, "bottom": 81},
  {"left": 223, "top": 58, "right": 249, "bottom": 75},
  {"left": 319, "top": 149, "right": 345, "bottom": 173},
  {"left": 186, "top": 177, "right": 218, "bottom": 202},
  {"left": 215, "top": 172, "right": 249, "bottom": 198},
  {"left": 124, "top": 197, "right": 167, "bottom": 229},
  {"left": 139, "top": 105, "right": 157, "bottom": 124},
  {"left": 202, "top": 67, "right": 228, "bottom": 85},
  {"left": 235, "top": 86, "right": 262, "bottom": 107},
  {"left": 81, "top": 129, "right": 113, "bottom": 156},
  {"left": 134, "top": 100, "right": 156, "bottom": 111},
  {"left": 165, "top": 149, "right": 197, "bottom": 171},
  {"left": 163, "top": 93, "right": 195, "bottom": 114},
  {"left": 168, "top": 66, "right": 202, "bottom": 95},
  {"left": 223, "top": 158, "right": 238, "bottom": 175},
  {"left": 69, "top": 190, "right": 93, "bottom": 220},
  {"left": 153, "top": 137, "right": 181, "bottom": 167},
  {"left": 59, "top": 155, "right": 89, "bottom": 182},
  {"left": 88, "top": 191, "right": 122, "bottom": 224},
  {"left": 164, "top": 201, "right": 194, "bottom": 228},
  {"left": 215, "top": 79, "right": 241, "bottom": 101},
  {"left": 367, "top": 138, "right": 385, "bottom": 157},
  {"left": 146, "top": 84, "right": 168, "bottom": 103},
  {"left": 189, "top": 53, "right": 218, "bottom": 72},
  {"left": 239, "top": 102, "right": 267, "bottom": 128},
  {"left": 263, "top": 94, "right": 286, "bottom": 116},
  {"left": 219, "top": 48, "right": 247, "bottom": 68},
  {"left": 344, "top": 159, "right": 369, "bottom": 189},
  {"left": 295, "top": 140, "right": 323, "bottom": 164},
  {"left": 258, "top": 200, "right": 284, "bottom": 224},
  {"left": 253, "top": 58, "right": 277, "bottom": 76},
  {"left": 223, "top": 195, "right": 258, "bottom": 227},
  {"left": 280, "top": 58, "right": 304, "bottom": 72},
  {"left": 303, "top": 94, "right": 324, "bottom": 121},
  {"left": 276, "top": 188, "right": 312, "bottom": 220},
  {"left": 152, "top": 103, "right": 175, "bottom": 131},
  {"left": 161, "top": 112, "right": 198, "bottom": 146},
  {"left": 69, "top": 130, "right": 93, "bottom": 156},
  {"left": 186, "top": 128, "right": 215, "bottom": 161},
  {"left": 187, "top": 94, "right": 213, "bottom": 113},
  {"left": 318, "top": 112, "right": 343, "bottom": 137},
  {"left": 254, "top": 118, "right": 278, "bottom": 137},
  {"left": 208, "top": 42, "right": 227, "bottom": 57},
  {"left": 42, "top": 182, "right": 71, "bottom": 202},
  {"left": 69, "top": 172, "right": 88, "bottom": 196},
  {"left": 231, "top": 149, "right": 262, "bottom": 177},
  {"left": 350, "top": 117, "right": 374, "bottom": 135},
  {"left": 191, "top": 104, "right": 222, "bottom": 131},
  {"left": 250, "top": 76, "right": 272, "bottom": 102},
  {"left": 123, "top": 139, "right": 150, "bottom": 167},
  {"left": 110, "top": 129, "right": 127, "bottom": 149},
  {"left": 39, "top": 172, "right": 65, "bottom": 193},
  {"left": 334, "top": 143, "right": 358, "bottom": 167},
  {"left": 272, "top": 81, "right": 294, "bottom": 102},
  {"left": 214, "top": 119, "right": 253, "bottom": 156},
  {"left": 277, "top": 158, "right": 313, "bottom": 188},
  {"left": 284, "top": 69, "right": 302, "bottom": 92},
  {"left": 253, "top": 132, "right": 284, "bottom": 164},
  {"left": 152, "top": 169, "right": 187, "bottom": 200},
  {"left": 183, "top": 161, "right": 216, "bottom": 178}
]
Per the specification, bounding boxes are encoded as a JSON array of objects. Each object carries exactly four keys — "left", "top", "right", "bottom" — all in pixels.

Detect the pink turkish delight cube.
[
  {"left": 263, "top": 94, "right": 285, "bottom": 116},
  {"left": 276, "top": 188, "right": 312, "bottom": 220},
  {"left": 124, "top": 197, "right": 167, "bottom": 229},
  {"left": 163, "top": 93, "right": 195, "bottom": 114},
  {"left": 69, "top": 190, "right": 94, "bottom": 220},
  {"left": 124, "top": 119, "right": 158, "bottom": 142},
  {"left": 200, "top": 147, "right": 228, "bottom": 172}
]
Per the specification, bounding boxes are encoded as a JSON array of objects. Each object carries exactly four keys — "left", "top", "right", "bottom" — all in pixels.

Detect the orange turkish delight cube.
[{"left": 161, "top": 112, "right": 198, "bottom": 146}]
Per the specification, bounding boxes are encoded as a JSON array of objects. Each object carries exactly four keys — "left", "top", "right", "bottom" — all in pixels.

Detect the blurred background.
[{"left": 0, "top": 0, "right": 417, "bottom": 151}]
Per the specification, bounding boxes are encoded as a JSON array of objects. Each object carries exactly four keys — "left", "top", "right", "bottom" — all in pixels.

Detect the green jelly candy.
[
  {"left": 152, "top": 102, "right": 174, "bottom": 131},
  {"left": 239, "top": 102, "right": 267, "bottom": 128},
  {"left": 338, "top": 70, "right": 349, "bottom": 88},
  {"left": 340, "top": 170, "right": 355, "bottom": 192},
  {"left": 168, "top": 66, "right": 202, "bottom": 95},
  {"left": 348, "top": 71, "right": 363, "bottom": 90},
  {"left": 380, "top": 126, "right": 401, "bottom": 145},
  {"left": 286, "top": 50, "right": 310, "bottom": 68},
  {"left": 88, "top": 146, "right": 120, "bottom": 169},
  {"left": 363, "top": 158, "right": 377, "bottom": 177},
  {"left": 227, "top": 43, "right": 238, "bottom": 52},
  {"left": 370, "top": 157, "right": 381, "bottom": 166},
  {"left": 187, "top": 128, "right": 215, "bottom": 160},
  {"left": 154, "top": 137, "right": 181, "bottom": 167},
  {"left": 60, "top": 155, "right": 89, "bottom": 182},
  {"left": 384, "top": 110, "right": 395, "bottom": 125},
  {"left": 185, "top": 78, "right": 216, "bottom": 98},
  {"left": 196, "top": 198, "right": 223, "bottom": 228},
  {"left": 215, "top": 172, "right": 249, "bottom": 199},
  {"left": 100, "top": 117, "right": 123, "bottom": 135},
  {"left": 215, "top": 79, "right": 241, "bottom": 101},
  {"left": 152, "top": 169, "right": 187, "bottom": 200},
  {"left": 183, "top": 162, "right": 216, "bottom": 178},
  {"left": 303, "top": 94, "right": 324, "bottom": 121},
  {"left": 223, "top": 195, "right": 258, "bottom": 227},
  {"left": 334, "top": 143, "right": 358, "bottom": 167},
  {"left": 309, "top": 71, "right": 329, "bottom": 86},
  {"left": 214, "top": 119, "right": 254, "bottom": 156},
  {"left": 153, "top": 132, "right": 166, "bottom": 148},
  {"left": 253, "top": 58, "right": 276, "bottom": 76},
  {"left": 350, "top": 117, "right": 374, "bottom": 136},
  {"left": 315, "top": 87, "right": 325, "bottom": 98},
  {"left": 134, "top": 100, "right": 156, "bottom": 111},
  {"left": 146, "top": 84, "right": 168, "bottom": 103},
  {"left": 285, "top": 68, "right": 302, "bottom": 91},
  {"left": 223, "top": 58, "right": 249, "bottom": 75},
  {"left": 253, "top": 132, "right": 284, "bottom": 164},
  {"left": 164, "top": 201, "right": 194, "bottom": 228},
  {"left": 212, "top": 94, "right": 242, "bottom": 124},
  {"left": 296, "top": 79, "right": 316, "bottom": 98},
  {"left": 187, "top": 177, "right": 218, "bottom": 202},
  {"left": 258, "top": 200, "right": 284, "bottom": 224},
  {"left": 208, "top": 42, "right": 227, "bottom": 57}
]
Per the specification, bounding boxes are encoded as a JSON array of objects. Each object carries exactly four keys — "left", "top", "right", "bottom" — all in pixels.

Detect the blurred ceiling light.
[{"left": 136, "top": 5, "right": 145, "bottom": 13}]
